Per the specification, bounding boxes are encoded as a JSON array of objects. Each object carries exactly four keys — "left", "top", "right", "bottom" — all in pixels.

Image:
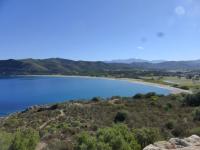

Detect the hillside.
[
  {"left": 1, "top": 92, "right": 200, "bottom": 150},
  {"left": 0, "top": 58, "right": 131, "bottom": 75},
  {"left": 131, "top": 60, "right": 200, "bottom": 71},
  {"left": 1, "top": 58, "right": 200, "bottom": 76}
]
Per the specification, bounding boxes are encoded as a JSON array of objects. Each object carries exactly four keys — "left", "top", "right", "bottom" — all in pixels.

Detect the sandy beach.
[{"left": 118, "top": 78, "right": 192, "bottom": 94}]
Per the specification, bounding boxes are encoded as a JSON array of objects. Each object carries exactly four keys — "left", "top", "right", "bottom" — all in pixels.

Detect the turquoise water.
[{"left": 0, "top": 76, "right": 170, "bottom": 115}]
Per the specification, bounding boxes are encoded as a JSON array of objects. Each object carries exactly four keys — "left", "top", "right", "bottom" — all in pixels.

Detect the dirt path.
[{"left": 39, "top": 109, "right": 64, "bottom": 130}]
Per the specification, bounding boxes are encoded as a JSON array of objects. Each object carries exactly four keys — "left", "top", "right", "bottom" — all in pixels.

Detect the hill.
[
  {"left": 1, "top": 93, "right": 200, "bottom": 150},
  {"left": 0, "top": 58, "right": 131, "bottom": 75},
  {"left": 1, "top": 58, "right": 200, "bottom": 76},
  {"left": 130, "top": 60, "right": 200, "bottom": 71}
]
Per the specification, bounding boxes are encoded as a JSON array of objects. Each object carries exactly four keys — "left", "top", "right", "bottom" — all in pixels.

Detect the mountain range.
[
  {"left": 105, "top": 58, "right": 166, "bottom": 64},
  {"left": 0, "top": 58, "right": 200, "bottom": 75}
]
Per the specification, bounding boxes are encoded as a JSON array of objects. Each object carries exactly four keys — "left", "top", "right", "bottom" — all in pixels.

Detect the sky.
[{"left": 0, "top": 0, "right": 200, "bottom": 61}]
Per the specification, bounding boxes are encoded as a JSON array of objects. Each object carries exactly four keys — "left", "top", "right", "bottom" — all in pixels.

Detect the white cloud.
[
  {"left": 137, "top": 46, "right": 144, "bottom": 50},
  {"left": 175, "top": 6, "right": 186, "bottom": 16}
]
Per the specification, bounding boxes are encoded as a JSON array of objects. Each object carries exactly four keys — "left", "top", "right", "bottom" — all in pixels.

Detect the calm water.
[{"left": 0, "top": 76, "right": 170, "bottom": 115}]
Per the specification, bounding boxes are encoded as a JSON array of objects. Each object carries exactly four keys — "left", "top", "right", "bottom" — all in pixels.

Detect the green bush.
[
  {"left": 164, "top": 103, "right": 173, "bottom": 111},
  {"left": 44, "top": 139, "right": 73, "bottom": 150},
  {"left": 183, "top": 92, "right": 200, "bottom": 106},
  {"left": 189, "top": 127, "right": 200, "bottom": 136},
  {"left": 75, "top": 124, "right": 141, "bottom": 150},
  {"left": 179, "top": 86, "right": 189, "bottom": 90},
  {"left": 133, "top": 128, "right": 161, "bottom": 148},
  {"left": 4, "top": 117, "right": 21, "bottom": 128},
  {"left": 133, "top": 93, "right": 144, "bottom": 99},
  {"left": 165, "top": 120, "right": 175, "bottom": 130},
  {"left": 114, "top": 111, "right": 128, "bottom": 123},
  {"left": 91, "top": 97, "right": 101, "bottom": 102},
  {"left": 150, "top": 96, "right": 159, "bottom": 101},
  {"left": 192, "top": 107, "right": 200, "bottom": 121},
  {"left": 145, "top": 92, "right": 157, "bottom": 98},
  {"left": 171, "top": 125, "right": 188, "bottom": 137},
  {"left": 10, "top": 128, "right": 40, "bottom": 150},
  {"left": 76, "top": 132, "right": 97, "bottom": 150},
  {"left": 0, "top": 130, "right": 13, "bottom": 150}
]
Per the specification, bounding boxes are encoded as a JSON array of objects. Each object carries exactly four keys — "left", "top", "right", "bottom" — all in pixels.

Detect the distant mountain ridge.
[
  {"left": 0, "top": 58, "right": 200, "bottom": 75},
  {"left": 105, "top": 58, "right": 166, "bottom": 64}
]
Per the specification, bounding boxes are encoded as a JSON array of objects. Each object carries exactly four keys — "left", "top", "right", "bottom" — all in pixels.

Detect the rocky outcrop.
[{"left": 144, "top": 135, "right": 200, "bottom": 150}]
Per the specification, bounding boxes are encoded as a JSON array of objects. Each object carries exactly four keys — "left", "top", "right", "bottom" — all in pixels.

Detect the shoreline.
[{"left": 17, "top": 74, "right": 192, "bottom": 94}]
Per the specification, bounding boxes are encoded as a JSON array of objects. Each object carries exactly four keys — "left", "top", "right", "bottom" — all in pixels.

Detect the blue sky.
[{"left": 0, "top": 0, "right": 200, "bottom": 61}]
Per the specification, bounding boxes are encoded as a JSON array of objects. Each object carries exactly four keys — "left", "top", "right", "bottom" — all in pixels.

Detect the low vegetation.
[{"left": 1, "top": 92, "right": 200, "bottom": 149}]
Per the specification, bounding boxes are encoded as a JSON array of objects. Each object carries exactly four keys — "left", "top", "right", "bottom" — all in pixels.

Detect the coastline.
[{"left": 18, "top": 74, "right": 192, "bottom": 94}]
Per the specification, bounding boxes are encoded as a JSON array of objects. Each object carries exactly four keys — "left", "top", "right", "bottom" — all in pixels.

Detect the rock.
[
  {"left": 143, "top": 135, "right": 200, "bottom": 150},
  {"left": 154, "top": 141, "right": 175, "bottom": 149},
  {"left": 143, "top": 144, "right": 161, "bottom": 150},
  {"left": 184, "top": 135, "right": 200, "bottom": 145},
  {"left": 169, "top": 138, "right": 191, "bottom": 148}
]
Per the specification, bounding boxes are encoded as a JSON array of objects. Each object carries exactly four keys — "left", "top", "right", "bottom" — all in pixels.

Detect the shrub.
[
  {"left": 171, "top": 125, "right": 188, "bottom": 137},
  {"left": 170, "top": 94, "right": 183, "bottom": 101},
  {"left": 10, "top": 128, "right": 40, "bottom": 150},
  {"left": 145, "top": 92, "right": 157, "bottom": 98},
  {"left": 50, "top": 104, "right": 59, "bottom": 110},
  {"left": 164, "top": 103, "right": 173, "bottom": 111},
  {"left": 97, "top": 124, "right": 140, "bottom": 150},
  {"left": 76, "top": 132, "right": 99, "bottom": 150},
  {"left": 4, "top": 117, "right": 21, "bottom": 128},
  {"left": 192, "top": 107, "right": 200, "bottom": 121},
  {"left": 189, "top": 127, "right": 200, "bottom": 136},
  {"left": 150, "top": 96, "right": 159, "bottom": 101},
  {"left": 114, "top": 111, "right": 128, "bottom": 123},
  {"left": 133, "top": 128, "right": 161, "bottom": 148},
  {"left": 111, "top": 96, "right": 121, "bottom": 100},
  {"left": 44, "top": 139, "right": 73, "bottom": 150},
  {"left": 91, "top": 97, "right": 101, "bottom": 102},
  {"left": 75, "top": 124, "right": 141, "bottom": 150},
  {"left": 171, "top": 127, "right": 182, "bottom": 137},
  {"left": 183, "top": 92, "right": 200, "bottom": 106},
  {"left": 133, "top": 93, "right": 144, "bottom": 99},
  {"left": 165, "top": 120, "right": 175, "bottom": 130},
  {"left": 0, "top": 130, "right": 13, "bottom": 150},
  {"left": 173, "top": 84, "right": 179, "bottom": 88},
  {"left": 180, "top": 86, "right": 189, "bottom": 90}
]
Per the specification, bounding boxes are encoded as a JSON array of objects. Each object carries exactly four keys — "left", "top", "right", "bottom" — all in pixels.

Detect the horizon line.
[{"left": 0, "top": 57, "right": 200, "bottom": 62}]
